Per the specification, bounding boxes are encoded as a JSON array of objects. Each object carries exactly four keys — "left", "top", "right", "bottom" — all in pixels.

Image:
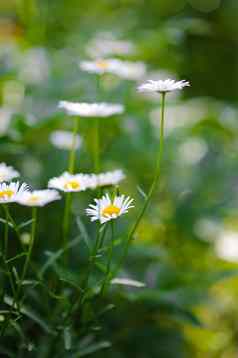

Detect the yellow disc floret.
[
  {"left": 96, "top": 60, "right": 109, "bottom": 70},
  {"left": 0, "top": 190, "right": 14, "bottom": 199},
  {"left": 64, "top": 180, "right": 80, "bottom": 190},
  {"left": 102, "top": 204, "right": 120, "bottom": 217},
  {"left": 27, "top": 195, "right": 39, "bottom": 205}
]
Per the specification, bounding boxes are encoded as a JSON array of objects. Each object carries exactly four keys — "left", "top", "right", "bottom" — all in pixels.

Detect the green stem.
[
  {"left": 100, "top": 221, "right": 114, "bottom": 295},
  {"left": 94, "top": 118, "right": 100, "bottom": 173},
  {"left": 3, "top": 205, "right": 9, "bottom": 260},
  {"left": 115, "top": 92, "right": 166, "bottom": 273},
  {"left": 68, "top": 116, "right": 79, "bottom": 174},
  {"left": 62, "top": 116, "right": 79, "bottom": 263},
  {"left": 20, "top": 207, "right": 37, "bottom": 291},
  {"left": 62, "top": 193, "right": 72, "bottom": 263},
  {"left": 1, "top": 207, "right": 37, "bottom": 336}
]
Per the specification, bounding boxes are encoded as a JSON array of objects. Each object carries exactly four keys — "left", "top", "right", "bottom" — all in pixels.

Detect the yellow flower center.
[
  {"left": 0, "top": 189, "right": 14, "bottom": 199},
  {"left": 102, "top": 204, "right": 120, "bottom": 217},
  {"left": 64, "top": 180, "right": 80, "bottom": 190},
  {"left": 96, "top": 60, "right": 109, "bottom": 70},
  {"left": 27, "top": 195, "right": 39, "bottom": 205}
]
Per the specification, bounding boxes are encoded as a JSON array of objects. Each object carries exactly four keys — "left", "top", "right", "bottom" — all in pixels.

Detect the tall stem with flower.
[
  {"left": 62, "top": 116, "right": 79, "bottom": 262},
  {"left": 115, "top": 79, "right": 190, "bottom": 273}
]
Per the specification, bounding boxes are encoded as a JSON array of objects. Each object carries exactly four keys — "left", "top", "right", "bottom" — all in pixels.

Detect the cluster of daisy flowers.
[
  {"left": 0, "top": 74, "right": 190, "bottom": 223},
  {"left": 0, "top": 163, "right": 132, "bottom": 223}
]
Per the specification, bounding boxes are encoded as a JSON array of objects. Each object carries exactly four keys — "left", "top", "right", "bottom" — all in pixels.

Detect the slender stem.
[
  {"left": 62, "top": 193, "right": 72, "bottom": 263},
  {"left": 100, "top": 221, "right": 114, "bottom": 295},
  {"left": 1, "top": 207, "right": 37, "bottom": 336},
  {"left": 3, "top": 205, "right": 9, "bottom": 260},
  {"left": 20, "top": 207, "right": 37, "bottom": 290},
  {"left": 68, "top": 116, "right": 79, "bottom": 174},
  {"left": 50, "top": 223, "right": 106, "bottom": 347},
  {"left": 62, "top": 116, "right": 79, "bottom": 263},
  {"left": 94, "top": 118, "right": 100, "bottom": 173},
  {"left": 1, "top": 205, "right": 16, "bottom": 305},
  {"left": 115, "top": 92, "right": 166, "bottom": 273}
]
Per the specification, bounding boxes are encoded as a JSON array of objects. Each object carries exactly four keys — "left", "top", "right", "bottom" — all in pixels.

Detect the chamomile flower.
[
  {"left": 86, "top": 32, "right": 135, "bottom": 58},
  {"left": 48, "top": 172, "right": 93, "bottom": 193},
  {"left": 17, "top": 189, "right": 61, "bottom": 207},
  {"left": 96, "top": 170, "right": 125, "bottom": 187},
  {"left": 59, "top": 101, "right": 124, "bottom": 117},
  {"left": 138, "top": 79, "right": 190, "bottom": 93},
  {"left": 0, "top": 163, "right": 20, "bottom": 182},
  {"left": 79, "top": 58, "right": 146, "bottom": 80},
  {"left": 50, "top": 130, "right": 82, "bottom": 150},
  {"left": 86, "top": 193, "right": 134, "bottom": 224},
  {"left": 0, "top": 182, "right": 29, "bottom": 204}
]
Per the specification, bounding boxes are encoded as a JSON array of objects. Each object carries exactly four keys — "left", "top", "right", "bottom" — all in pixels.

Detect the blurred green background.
[{"left": 1, "top": 0, "right": 238, "bottom": 357}]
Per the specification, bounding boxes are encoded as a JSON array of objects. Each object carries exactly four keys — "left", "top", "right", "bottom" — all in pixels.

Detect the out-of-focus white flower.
[
  {"left": 59, "top": 101, "right": 124, "bottom": 117},
  {"left": 0, "top": 107, "right": 12, "bottom": 135},
  {"left": 194, "top": 218, "right": 222, "bottom": 241},
  {"left": 96, "top": 170, "right": 125, "bottom": 187},
  {"left": 19, "top": 48, "right": 50, "bottom": 84},
  {"left": 178, "top": 138, "right": 208, "bottom": 165},
  {"left": 86, "top": 193, "right": 134, "bottom": 224},
  {"left": 0, "top": 182, "right": 29, "bottom": 204},
  {"left": 86, "top": 33, "right": 135, "bottom": 58},
  {"left": 215, "top": 230, "right": 238, "bottom": 262},
  {"left": 138, "top": 79, "right": 190, "bottom": 93},
  {"left": 79, "top": 58, "right": 146, "bottom": 80},
  {"left": 0, "top": 163, "right": 19, "bottom": 182},
  {"left": 17, "top": 189, "right": 61, "bottom": 207},
  {"left": 48, "top": 172, "right": 93, "bottom": 193},
  {"left": 50, "top": 130, "right": 82, "bottom": 150}
]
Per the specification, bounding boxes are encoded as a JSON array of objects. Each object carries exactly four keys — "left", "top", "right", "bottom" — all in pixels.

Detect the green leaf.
[
  {"left": 39, "top": 236, "right": 81, "bottom": 278},
  {"left": 137, "top": 185, "right": 147, "bottom": 200},
  {"left": 4, "top": 296, "right": 55, "bottom": 334},
  {"left": 76, "top": 216, "right": 92, "bottom": 251},
  {"left": 111, "top": 277, "right": 146, "bottom": 288},
  {"left": 17, "top": 219, "right": 34, "bottom": 230},
  {"left": 54, "top": 264, "right": 82, "bottom": 291},
  {"left": 6, "top": 252, "right": 27, "bottom": 264},
  {"left": 0, "top": 218, "right": 13, "bottom": 228},
  {"left": 78, "top": 341, "right": 111, "bottom": 357},
  {"left": 64, "top": 326, "right": 72, "bottom": 350}
]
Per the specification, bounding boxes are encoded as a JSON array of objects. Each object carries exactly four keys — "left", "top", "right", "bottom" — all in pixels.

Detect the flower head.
[
  {"left": 86, "top": 32, "right": 135, "bottom": 58},
  {"left": 86, "top": 193, "right": 134, "bottom": 224},
  {"left": 87, "top": 37, "right": 135, "bottom": 58},
  {"left": 17, "top": 189, "right": 61, "bottom": 207},
  {"left": 96, "top": 169, "right": 125, "bottom": 187},
  {"left": 0, "top": 163, "right": 20, "bottom": 182},
  {"left": 79, "top": 58, "right": 146, "bottom": 80},
  {"left": 48, "top": 172, "right": 93, "bottom": 193},
  {"left": 138, "top": 79, "right": 190, "bottom": 93},
  {"left": 59, "top": 101, "right": 124, "bottom": 118},
  {"left": 0, "top": 182, "right": 29, "bottom": 204},
  {"left": 50, "top": 130, "right": 82, "bottom": 150}
]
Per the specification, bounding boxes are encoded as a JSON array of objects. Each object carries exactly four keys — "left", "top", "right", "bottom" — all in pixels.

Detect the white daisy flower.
[
  {"left": 138, "top": 79, "right": 190, "bottom": 93},
  {"left": 86, "top": 193, "right": 134, "bottom": 224},
  {"left": 86, "top": 32, "right": 135, "bottom": 58},
  {"left": 17, "top": 189, "right": 61, "bottom": 207},
  {"left": 0, "top": 182, "right": 29, "bottom": 204},
  {"left": 96, "top": 170, "right": 125, "bottom": 187},
  {"left": 50, "top": 130, "right": 82, "bottom": 150},
  {"left": 0, "top": 163, "right": 20, "bottom": 182},
  {"left": 48, "top": 172, "right": 93, "bottom": 193},
  {"left": 59, "top": 101, "right": 124, "bottom": 117},
  {"left": 86, "top": 36, "right": 135, "bottom": 58},
  {"left": 79, "top": 58, "right": 146, "bottom": 80}
]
